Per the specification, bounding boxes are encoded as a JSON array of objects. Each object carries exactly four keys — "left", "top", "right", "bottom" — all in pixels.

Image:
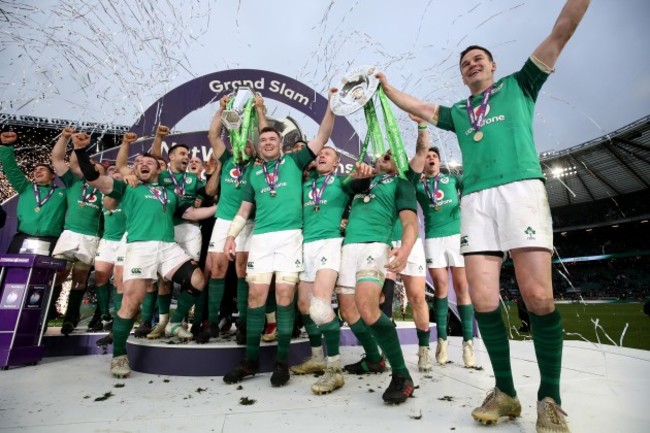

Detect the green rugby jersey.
[
  {"left": 241, "top": 146, "right": 314, "bottom": 235},
  {"left": 60, "top": 171, "right": 103, "bottom": 236},
  {"left": 405, "top": 168, "right": 461, "bottom": 238},
  {"left": 344, "top": 174, "right": 417, "bottom": 246},
  {"left": 159, "top": 169, "right": 205, "bottom": 225},
  {"left": 0, "top": 146, "right": 66, "bottom": 237},
  {"left": 437, "top": 58, "right": 549, "bottom": 195},
  {"left": 302, "top": 172, "right": 350, "bottom": 243},
  {"left": 101, "top": 206, "right": 127, "bottom": 241},
  {"left": 108, "top": 180, "right": 179, "bottom": 243},
  {"left": 216, "top": 151, "right": 255, "bottom": 221}
]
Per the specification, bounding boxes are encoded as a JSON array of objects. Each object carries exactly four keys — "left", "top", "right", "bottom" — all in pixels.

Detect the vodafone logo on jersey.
[{"left": 473, "top": 103, "right": 491, "bottom": 118}]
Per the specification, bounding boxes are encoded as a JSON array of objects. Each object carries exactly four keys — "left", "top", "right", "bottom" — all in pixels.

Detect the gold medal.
[
  {"left": 363, "top": 195, "right": 371, "bottom": 203},
  {"left": 314, "top": 205, "right": 320, "bottom": 212},
  {"left": 434, "top": 204, "right": 441, "bottom": 211},
  {"left": 473, "top": 130, "right": 484, "bottom": 142},
  {"left": 34, "top": 207, "right": 41, "bottom": 213},
  {"left": 270, "top": 190, "right": 277, "bottom": 197},
  {"left": 79, "top": 201, "right": 85, "bottom": 207}
]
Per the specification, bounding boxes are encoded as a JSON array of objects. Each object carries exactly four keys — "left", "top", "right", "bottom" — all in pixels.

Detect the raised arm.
[
  {"left": 254, "top": 94, "right": 269, "bottom": 130},
  {"left": 204, "top": 158, "right": 222, "bottom": 197},
  {"left": 149, "top": 125, "right": 169, "bottom": 160},
  {"left": 307, "top": 88, "right": 337, "bottom": 156},
  {"left": 531, "top": 0, "right": 591, "bottom": 70},
  {"left": 51, "top": 127, "right": 75, "bottom": 176},
  {"left": 71, "top": 133, "right": 114, "bottom": 195},
  {"left": 408, "top": 114, "right": 430, "bottom": 173},
  {"left": 115, "top": 132, "right": 138, "bottom": 177},
  {"left": 208, "top": 95, "right": 229, "bottom": 160},
  {"left": 376, "top": 73, "right": 441, "bottom": 125},
  {"left": 0, "top": 132, "right": 30, "bottom": 193}
]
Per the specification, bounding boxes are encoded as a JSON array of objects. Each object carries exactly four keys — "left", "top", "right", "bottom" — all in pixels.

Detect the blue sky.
[{"left": 1, "top": 0, "right": 648, "bottom": 162}]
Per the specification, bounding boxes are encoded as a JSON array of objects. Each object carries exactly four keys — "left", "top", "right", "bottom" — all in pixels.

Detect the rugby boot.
[
  {"left": 471, "top": 387, "right": 522, "bottom": 425},
  {"left": 311, "top": 365, "right": 344, "bottom": 395},
  {"left": 418, "top": 346, "right": 433, "bottom": 372},
  {"left": 110, "top": 355, "right": 131, "bottom": 379},
  {"left": 223, "top": 359, "right": 259, "bottom": 384},
  {"left": 463, "top": 339, "right": 477, "bottom": 367},
  {"left": 435, "top": 338, "right": 449, "bottom": 364},
  {"left": 343, "top": 355, "right": 387, "bottom": 375},
  {"left": 133, "top": 321, "right": 152, "bottom": 338},
  {"left": 270, "top": 361, "right": 290, "bottom": 387},
  {"left": 536, "top": 397, "right": 570, "bottom": 433},
  {"left": 382, "top": 374, "right": 415, "bottom": 404},
  {"left": 290, "top": 355, "right": 326, "bottom": 375},
  {"left": 165, "top": 322, "right": 193, "bottom": 340}
]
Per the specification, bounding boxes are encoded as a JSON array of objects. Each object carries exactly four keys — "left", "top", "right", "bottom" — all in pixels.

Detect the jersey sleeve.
[
  {"left": 395, "top": 178, "right": 417, "bottom": 213},
  {"left": 405, "top": 167, "right": 421, "bottom": 185},
  {"left": 291, "top": 145, "right": 317, "bottom": 170},
  {"left": 60, "top": 170, "right": 77, "bottom": 188},
  {"left": 512, "top": 58, "right": 551, "bottom": 101},
  {"left": 219, "top": 150, "right": 232, "bottom": 165},
  {"left": 107, "top": 179, "right": 127, "bottom": 200},
  {"left": 435, "top": 105, "right": 455, "bottom": 132},
  {"left": 0, "top": 146, "right": 30, "bottom": 193}
]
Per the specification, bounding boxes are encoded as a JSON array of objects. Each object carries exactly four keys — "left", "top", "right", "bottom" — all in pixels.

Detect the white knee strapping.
[
  {"left": 276, "top": 272, "right": 300, "bottom": 285},
  {"left": 309, "top": 297, "right": 334, "bottom": 325},
  {"left": 245, "top": 272, "right": 273, "bottom": 285}
]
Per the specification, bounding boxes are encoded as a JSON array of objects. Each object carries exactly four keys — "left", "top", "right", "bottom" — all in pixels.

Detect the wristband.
[
  {"left": 73, "top": 148, "right": 100, "bottom": 181},
  {"left": 418, "top": 125, "right": 427, "bottom": 130},
  {"left": 227, "top": 215, "right": 247, "bottom": 238}
]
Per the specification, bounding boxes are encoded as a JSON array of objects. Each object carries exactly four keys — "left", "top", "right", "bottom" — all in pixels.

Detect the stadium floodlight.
[
  {"left": 448, "top": 159, "right": 460, "bottom": 168},
  {"left": 551, "top": 167, "right": 563, "bottom": 178}
]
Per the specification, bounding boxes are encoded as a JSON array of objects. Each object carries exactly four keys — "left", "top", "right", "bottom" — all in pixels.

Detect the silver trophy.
[
  {"left": 330, "top": 65, "right": 380, "bottom": 116},
  {"left": 222, "top": 86, "right": 256, "bottom": 130}
]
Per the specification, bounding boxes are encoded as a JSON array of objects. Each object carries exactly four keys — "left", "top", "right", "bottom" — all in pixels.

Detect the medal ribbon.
[
  {"left": 465, "top": 85, "right": 493, "bottom": 133},
  {"left": 235, "top": 162, "right": 246, "bottom": 187},
  {"left": 80, "top": 182, "right": 97, "bottom": 204},
  {"left": 32, "top": 183, "right": 57, "bottom": 209},
  {"left": 261, "top": 158, "right": 281, "bottom": 194},
  {"left": 311, "top": 172, "right": 333, "bottom": 207},
  {"left": 167, "top": 167, "right": 187, "bottom": 196},
  {"left": 367, "top": 173, "right": 395, "bottom": 195},
  {"left": 422, "top": 174, "right": 440, "bottom": 206},
  {"left": 145, "top": 184, "right": 169, "bottom": 211}
]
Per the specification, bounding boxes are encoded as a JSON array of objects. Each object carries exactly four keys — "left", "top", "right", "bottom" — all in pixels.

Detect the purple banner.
[{"left": 1, "top": 69, "right": 363, "bottom": 253}]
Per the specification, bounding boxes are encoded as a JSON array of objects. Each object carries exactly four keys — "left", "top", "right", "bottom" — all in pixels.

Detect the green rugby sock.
[
  {"left": 529, "top": 310, "right": 563, "bottom": 404},
  {"left": 435, "top": 296, "right": 449, "bottom": 339},
  {"left": 458, "top": 303, "right": 475, "bottom": 341},
  {"left": 171, "top": 291, "right": 199, "bottom": 323},
  {"left": 302, "top": 314, "right": 322, "bottom": 348},
  {"left": 140, "top": 290, "right": 157, "bottom": 323},
  {"left": 417, "top": 328, "right": 431, "bottom": 347},
  {"left": 208, "top": 278, "right": 225, "bottom": 323},
  {"left": 276, "top": 304, "right": 295, "bottom": 362},
  {"left": 158, "top": 293, "right": 172, "bottom": 315},
  {"left": 245, "top": 306, "right": 265, "bottom": 361},
  {"left": 370, "top": 313, "right": 410, "bottom": 378},
  {"left": 96, "top": 283, "right": 111, "bottom": 316},
  {"left": 113, "top": 287, "right": 123, "bottom": 312},
  {"left": 112, "top": 315, "right": 135, "bottom": 357},
  {"left": 475, "top": 307, "right": 516, "bottom": 398},
  {"left": 349, "top": 319, "right": 382, "bottom": 364},
  {"left": 320, "top": 318, "right": 341, "bottom": 357}
]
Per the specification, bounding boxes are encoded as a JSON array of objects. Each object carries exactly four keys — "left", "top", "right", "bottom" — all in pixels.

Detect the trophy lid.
[{"left": 330, "top": 65, "right": 380, "bottom": 116}]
